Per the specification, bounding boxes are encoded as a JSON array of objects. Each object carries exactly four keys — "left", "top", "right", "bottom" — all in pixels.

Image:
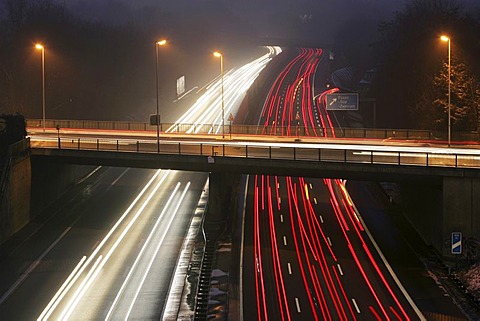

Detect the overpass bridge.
[{"left": 27, "top": 121, "right": 480, "bottom": 256}]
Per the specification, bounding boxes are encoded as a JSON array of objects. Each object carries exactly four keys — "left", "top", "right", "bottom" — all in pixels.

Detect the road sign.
[
  {"left": 150, "top": 114, "right": 161, "bottom": 125},
  {"left": 326, "top": 93, "right": 358, "bottom": 111},
  {"left": 451, "top": 232, "right": 462, "bottom": 255}
]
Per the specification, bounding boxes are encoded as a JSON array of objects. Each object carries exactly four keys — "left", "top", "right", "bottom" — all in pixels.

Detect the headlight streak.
[
  {"left": 167, "top": 46, "right": 281, "bottom": 134},
  {"left": 37, "top": 169, "right": 170, "bottom": 320},
  {"left": 59, "top": 255, "right": 104, "bottom": 321},
  {"left": 105, "top": 181, "right": 182, "bottom": 320},
  {"left": 105, "top": 183, "right": 180, "bottom": 320},
  {"left": 59, "top": 170, "right": 170, "bottom": 320},
  {"left": 35, "top": 48, "right": 282, "bottom": 321},
  {"left": 37, "top": 256, "right": 87, "bottom": 321},
  {"left": 124, "top": 182, "right": 191, "bottom": 320}
]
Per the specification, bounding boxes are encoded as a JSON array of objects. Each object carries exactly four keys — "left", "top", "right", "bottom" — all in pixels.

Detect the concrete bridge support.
[
  {"left": 206, "top": 172, "right": 235, "bottom": 225},
  {"left": 442, "top": 177, "right": 480, "bottom": 257}
]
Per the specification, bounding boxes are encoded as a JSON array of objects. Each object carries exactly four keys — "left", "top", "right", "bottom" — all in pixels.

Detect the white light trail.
[
  {"left": 124, "top": 182, "right": 191, "bottom": 320},
  {"left": 167, "top": 46, "right": 281, "bottom": 133},
  {"left": 37, "top": 256, "right": 86, "bottom": 321},
  {"left": 58, "top": 169, "right": 171, "bottom": 319},
  {"left": 105, "top": 182, "right": 183, "bottom": 320},
  {"left": 58, "top": 255, "right": 104, "bottom": 320},
  {"left": 37, "top": 169, "right": 170, "bottom": 320}
]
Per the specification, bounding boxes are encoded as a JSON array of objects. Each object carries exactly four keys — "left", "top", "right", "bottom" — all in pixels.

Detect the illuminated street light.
[
  {"left": 441, "top": 35, "right": 451, "bottom": 147},
  {"left": 213, "top": 51, "right": 225, "bottom": 139},
  {"left": 155, "top": 39, "right": 167, "bottom": 152},
  {"left": 35, "top": 43, "right": 46, "bottom": 132}
]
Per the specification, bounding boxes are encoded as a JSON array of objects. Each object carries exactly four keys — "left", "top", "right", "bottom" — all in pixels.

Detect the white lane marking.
[
  {"left": 278, "top": 197, "right": 281, "bottom": 205},
  {"left": 344, "top": 181, "right": 427, "bottom": 321},
  {"left": 283, "top": 236, "right": 287, "bottom": 246},
  {"left": 280, "top": 214, "right": 284, "bottom": 222},
  {"left": 314, "top": 197, "right": 317, "bottom": 204},
  {"left": 37, "top": 256, "right": 87, "bottom": 321},
  {"left": 287, "top": 263, "right": 292, "bottom": 275},
  {"left": 77, "top": 166, "right": 102, "bottom": 185},
  {"left": 295, "top": 298, "right": 301, "bottom": 313},
  {"left": 352, "top": 298, "right": 361, "bottom": 313},
  {"left": 124, "top": 183, "right": 190, "bottom": 320},
  {"left": 327, "top": 237, "right": 332, "bottom": 246},
  {"left": 309, "top": 183, "right": 313, "bottom": 189},
  {"left": 105, "top": 182, "right": 182, "bottom": 320},
  {"left": 0, "top": 227, "right": 72, "bottom": 305},
  {"left": 337, "top": 263, "right": 344, "bottom": 276},
  {"left": 110, "top": 168, "right": 129, "bottom": 186},
  {"left": 319, "top": 215, "right": 324, "bottom": 223}
]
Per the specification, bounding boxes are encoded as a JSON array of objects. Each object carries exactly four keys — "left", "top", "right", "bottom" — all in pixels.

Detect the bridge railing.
[
  {"left": 31, "top": 136, "right": 480, "bottom": 170},
  {"left": 26, "top": 119, "right": 436, "bottom": 140}
]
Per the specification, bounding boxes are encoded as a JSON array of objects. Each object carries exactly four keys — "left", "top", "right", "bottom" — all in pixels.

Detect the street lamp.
[
  {"left": 35, "top": 43, "right": 46, "bottom": 132},
  {"left": 441, "top": 35, "right": 451, "bottom": 147},
  {"left": 155, "top": 39, "right": 167, "bottom": 152},
  {"left": 213, "top": 51, "right": 225, "bottom": 139}
]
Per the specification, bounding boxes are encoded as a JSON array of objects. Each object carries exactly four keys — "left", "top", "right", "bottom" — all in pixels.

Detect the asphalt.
[{"left": 347, "top": 180, "right": 477, "bottom": 321}]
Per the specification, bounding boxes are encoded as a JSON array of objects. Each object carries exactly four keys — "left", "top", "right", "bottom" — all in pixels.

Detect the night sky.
[{"left": 49, "top": 0, "right": 408, "bottom": 46}]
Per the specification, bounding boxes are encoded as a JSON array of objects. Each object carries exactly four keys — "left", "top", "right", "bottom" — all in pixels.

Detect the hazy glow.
[
  {"left": 167, "top": 46, "right": 281, "bottom": 134},
  {"left": 35, "top": 43, "right": 44, "bottom": 50}
]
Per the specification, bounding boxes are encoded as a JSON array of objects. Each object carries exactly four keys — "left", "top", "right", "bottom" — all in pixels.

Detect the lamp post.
[
  {"left": 155, "top": 39, "right": 167, "bottom": 152},
  {"left": 441, "top": 35, "right": 451, "bottom": 147},
  {"left": 213, "top": 51, "right": 225, "bottom": 139},
  {"left": 35, "top": 43, "right": 46, "bottom": 132}
]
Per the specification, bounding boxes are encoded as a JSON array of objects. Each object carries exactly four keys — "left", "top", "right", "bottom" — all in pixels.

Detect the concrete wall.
[
  {"left": 0, "top": 154, "right": 96, "bottom": 245},
  {"left": 30, "top": 157, "right": 96, "bottom": 216},
  {"left": 399, "top": 178, "right": 480, "bottom": 258},
  {"left": 442, "top": 177, "right": 480, "bottom": 257},
  {"left": 400, "top": 181, "right": 443, "bottom": 251},
  {"left": 0, "top": 153, "right": 31, "bottom": 244}
]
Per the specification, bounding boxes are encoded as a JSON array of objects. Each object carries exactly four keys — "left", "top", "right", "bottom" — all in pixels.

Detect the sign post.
[{"left": 228, "top": 113, "right": 234, "bottom": 140}]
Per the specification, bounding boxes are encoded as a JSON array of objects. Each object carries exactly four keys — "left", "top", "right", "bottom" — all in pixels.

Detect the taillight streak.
[
  {"left": 267, "top": 181, "right": 291, "bottom": 321},
  {"left": 332, "top": 264, "right": 357, "bottom": 320},
  {"left": 254, "top": 179, "right": 269, "bottom": 321},
  {"left": 298, "top": 181, "right": 348, "bottom": 320},
  {"left": 286, "top": 177, "right": 319, "bottom": 320}
]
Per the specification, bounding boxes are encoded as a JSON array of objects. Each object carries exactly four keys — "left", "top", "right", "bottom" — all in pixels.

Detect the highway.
[
  {"left": 243, "top": 47, "right": 424, "bottom": 320},
  {"left": 1, "top": 45, "right": 473, "bottom": 321},
  {"left": 0, "top": 167, "right": 207, "bottom": 320},
  {"left": 0, "top": 47, "right": 280, "bottom": 320}
]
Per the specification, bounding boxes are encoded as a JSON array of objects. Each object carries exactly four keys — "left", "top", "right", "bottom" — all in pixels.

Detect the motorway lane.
[
  {"left": 0, "top": 167, "right": 207, "bottom": 320},
  {"left": 0, "top": 47, "right": 282, "bottom": 321},
  {"left": 346, "top": 180, "right": 468, "bottom": 319},
  {"left": 245, "top": 175, "right": 420, "bottom": 320},
  {"left": 243, "top": 47, "right": 426, "bottom": 321}
]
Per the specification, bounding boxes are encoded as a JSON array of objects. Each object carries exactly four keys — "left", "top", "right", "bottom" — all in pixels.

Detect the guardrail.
[
  {"left": 31, "top": 137, "right": 480, "bottom": 170},
  {"left": 26, "top": 119, "right": 436, "bottom": 140}
]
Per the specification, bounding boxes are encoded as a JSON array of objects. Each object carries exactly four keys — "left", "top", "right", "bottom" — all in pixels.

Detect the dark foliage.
[
  {"left": 0, "top": 0, "right": 259, "bottom": 122},
  {"left": 0, "top": 113, "right": 27, "bottom": 157},
  {"left": 372, "top": 0, "right": 480, "bottom": 128}
]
